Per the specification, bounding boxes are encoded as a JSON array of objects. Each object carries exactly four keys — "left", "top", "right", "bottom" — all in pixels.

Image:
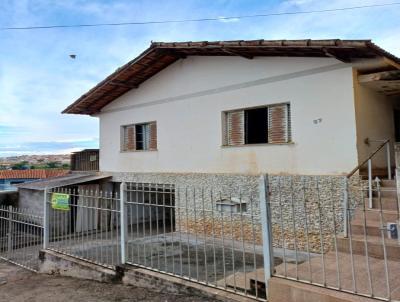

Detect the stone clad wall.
[
  {"left": 108, "top": 172, "right": 362, "bottom": 254},
  {"left": 268, "top": 174, "right": 362, "bottom": 252}
]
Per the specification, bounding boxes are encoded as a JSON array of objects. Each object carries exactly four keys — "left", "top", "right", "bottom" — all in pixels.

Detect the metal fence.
[
  {"left": 39, "top": 174, "right": 400, "bottom": 301},
  {"left": 0, "top": 205, "right": 43, "bottom": 272},
  {"left": 46, "top": 187, "right": 121, "bottom": 268},
  {"left": 42, "top": 181, "right": 268, "bottom": 300},
  {"left": 269, "top": 175, "right": 400, "bottom": 302},
  {"left": 123, "top": 182, "right": 267, "bottom": 300}
]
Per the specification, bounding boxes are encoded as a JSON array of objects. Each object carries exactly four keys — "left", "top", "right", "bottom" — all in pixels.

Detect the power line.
[{"left": 1, "top": 2, "right": 400, "bottom": 31}]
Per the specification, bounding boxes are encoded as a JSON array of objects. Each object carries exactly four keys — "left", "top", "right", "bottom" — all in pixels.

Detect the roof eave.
[{"left": 62, "top": 39, "right": 400, "bottom": 115}]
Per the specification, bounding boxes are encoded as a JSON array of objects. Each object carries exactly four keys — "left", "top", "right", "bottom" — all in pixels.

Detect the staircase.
[{"left": 337, "top": 179, "right": 400, "bottom": 260}]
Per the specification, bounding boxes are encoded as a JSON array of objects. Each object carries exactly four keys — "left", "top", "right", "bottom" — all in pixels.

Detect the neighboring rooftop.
[
  {"left": 16, "top": 172, "right": 111, "bottom": 190},
  {"left": 0, "top": 169, "right": 69, "bottom": 180},
  {"left": 62, "top": 39, "right": 400, "bottom": 115}
]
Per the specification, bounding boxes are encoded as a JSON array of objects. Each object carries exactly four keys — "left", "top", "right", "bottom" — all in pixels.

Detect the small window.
[
  {"left": 224, "top": 103, "right": 291, "bottom": 146},
  {"left": 216, "top": 197, "right": 247, "bottom": 214},
  {"left": 121, "top": 122, "right": 157, "bottom": 152}
]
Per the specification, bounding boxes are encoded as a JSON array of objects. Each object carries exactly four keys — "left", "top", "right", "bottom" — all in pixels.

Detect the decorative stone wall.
[
  {"left": 107, "top": 172, "right": 362, "bottom": 254},
  {"left": 268, "top": 174, "right": 362, "bottom": 253}
]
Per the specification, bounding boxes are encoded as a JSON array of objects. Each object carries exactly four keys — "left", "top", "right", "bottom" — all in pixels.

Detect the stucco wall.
[
  {"left": 354, "top": 77, "right": 398, "bottom": 169},
  {"left": 98, "top": 56, "right": 357, "bottom": 175},
  {"left": 19, "top": 188, "right": 44, "bottom": 214}
]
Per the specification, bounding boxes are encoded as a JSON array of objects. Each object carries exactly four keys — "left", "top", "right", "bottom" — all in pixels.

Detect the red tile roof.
[
  {"left": 0, "top": 169, "right": 69, "bottom": 180},
  {"left": 62, "top": 39, "right": 400, "bottom": 115}
]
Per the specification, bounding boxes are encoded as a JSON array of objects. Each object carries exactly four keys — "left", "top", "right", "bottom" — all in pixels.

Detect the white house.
[
  {"left": 64, "top": 39, "right": 400, "bottom": 180},
  {"left": 61, "top": 39, "right": 400, "bottom": 300}
]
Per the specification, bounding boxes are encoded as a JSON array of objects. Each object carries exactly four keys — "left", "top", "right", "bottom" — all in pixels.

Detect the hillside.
[{"left": 0, "top": 154, "right": 70, "bottom": 167}]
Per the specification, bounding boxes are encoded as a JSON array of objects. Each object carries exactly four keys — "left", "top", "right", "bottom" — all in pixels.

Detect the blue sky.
[{"left": 0, "top": 0, "right": 399, "bottom": 156}]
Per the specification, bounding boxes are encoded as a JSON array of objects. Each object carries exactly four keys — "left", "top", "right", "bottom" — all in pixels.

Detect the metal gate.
[
  {"left": 0, "top": 205, "right": 43, "bottom": 272},
  {"left": 45, "top": 187, "right": 121, "bottom": 269},
  {"left": 123, "top": 182, "right": 268, "bottom": 301}
]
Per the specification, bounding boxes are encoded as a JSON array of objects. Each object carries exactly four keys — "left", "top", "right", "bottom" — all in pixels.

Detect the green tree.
[
  {"left": 46, "top": 161, "right": 61, "bottom": 169},
  {"left": 11, "top": 161, "right": 29, "bottom": 170},
  {"left": 62, "top": 163, "right": 70, "bottom": 170}
]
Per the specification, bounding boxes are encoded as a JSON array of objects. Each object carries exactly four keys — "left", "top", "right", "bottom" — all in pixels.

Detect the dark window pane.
[
  {"left": 135, "top": 124, "right": 144, "bottom": 150},
  {"left": 245, "top": 107, "right": 268, "bottom": 144}
]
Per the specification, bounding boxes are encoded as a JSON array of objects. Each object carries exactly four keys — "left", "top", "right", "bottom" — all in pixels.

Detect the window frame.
[
  {"left": 222, "top": 102, "right": 292, "bottom": 147},
  {"left": 120, "top": 121, "right": 157, "bottom": 152}
]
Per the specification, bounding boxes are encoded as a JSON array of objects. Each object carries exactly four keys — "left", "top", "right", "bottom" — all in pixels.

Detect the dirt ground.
[{"left": 0, "top": 261, "right": 216, "bottom": 302}]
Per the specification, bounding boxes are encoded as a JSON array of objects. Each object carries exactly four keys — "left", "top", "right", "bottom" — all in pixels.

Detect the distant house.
[
  {"left": 70, "top": 149, "right": 99, "bottom": 172},
  {"left": 15, "top": 150, "right": 105, "bottom": 218},
  {"left": 0, "top": 169, "right": 68, "bottom": 191},
  {"left": 17, "top": 172, "right": 111, "bottom": 220}
]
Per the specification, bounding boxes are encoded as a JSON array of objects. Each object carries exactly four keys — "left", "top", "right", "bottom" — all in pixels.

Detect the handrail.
[{"left": 347, "top": 138, "right": 390, "bottom": 178}]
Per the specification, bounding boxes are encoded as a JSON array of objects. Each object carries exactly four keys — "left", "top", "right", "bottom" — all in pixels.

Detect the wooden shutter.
[
  {"left": 149, "top": 122, "right": 157, "bottom": 150},
  {"left": 227, "top": 110, "right": 244, "bottom": 145},
  {"left": 268, "top": 104, "right": 291, "bottom": 143},
  {"left": 123, "top": 125, "right": 136, "bottom": 151}
]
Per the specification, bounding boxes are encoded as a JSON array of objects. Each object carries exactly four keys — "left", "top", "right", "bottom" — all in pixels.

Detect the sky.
[{"left": 0, "top": 0, "right": 399, "bottom": 156}]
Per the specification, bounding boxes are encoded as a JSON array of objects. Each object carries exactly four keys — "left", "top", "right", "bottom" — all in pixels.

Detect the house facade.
[
  {"left": 100, "top": 55, "right": 355, "bottom": 175},
  {"left": 64, "top": 39, "right": 400, "bottom": 178},
  {"left": 63, "top": 39, "right": 400, "bottom": 240}
]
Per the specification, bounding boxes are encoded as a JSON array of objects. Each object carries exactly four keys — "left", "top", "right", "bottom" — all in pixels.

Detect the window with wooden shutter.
[
  {"left": 121, "top": 121, "right": 157, "bottom": 151},
  {"left": 149, "top": 122, "right": 157, "bottom": 150},
  {"left": 226, "top": 110, "right": 245, "bottom": 146},
  {"left": 122, "top": 125, "right": 135, "bottom": 151},
  {"left": 224, "top": 103, "right": 291, "bottom": 146},
  {"left": 268, "top": 104, "right": 291, "bottom": 143}
]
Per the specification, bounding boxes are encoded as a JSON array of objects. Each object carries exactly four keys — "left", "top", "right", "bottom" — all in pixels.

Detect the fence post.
[
  {"left": 120, "top": 182, "right": 127, "bottom": 265},
  {"left": 387, "top": 142, "right": 392, "bottom": 180},
  {"left": 343, "top": 178, "right": 349, "bottom": 238},
  {"left": 259, "top": 174, "right": 274, "bottom": 295},
  {"left": 368, "top": 159, "right": 373, "bottom": 208},
  {"left": 7, "top": 205, "right": 12, "bottom": 258},
  {"left": 43, "top": 188, "right": 49, "bottom": 249}
]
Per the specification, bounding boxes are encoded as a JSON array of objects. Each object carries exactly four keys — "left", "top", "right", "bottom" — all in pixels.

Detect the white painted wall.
[{"left": 98, "top": 56, "right": 358, "bottom": 175}]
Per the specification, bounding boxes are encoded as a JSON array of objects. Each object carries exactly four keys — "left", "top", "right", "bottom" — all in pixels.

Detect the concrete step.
[
  {"left": 380, "top": 179, "right": 396, "bottom": 187},
  {"left": 353, "top": 208, "right": 399, "bottom": 222},
  {"left": 336, "top": 234, "right": 400, "bottom": 260},
  {"left": 374, "top": 188, "right": 397, "bottom": 198},
  {"left": 350, "top": 219, "right": 390, "bottom": 237},
  {"left": 360, "top": 169, "right": 394, "bottom": 179},
  {"left": 268, "top": 277, "right": 378, "bottom": 302},
  {"left": 364, "top": 197, "right": 398, "bottom": 211}
]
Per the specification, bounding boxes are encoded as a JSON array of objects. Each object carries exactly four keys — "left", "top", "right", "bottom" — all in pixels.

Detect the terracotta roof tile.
[
  {"left": 0, "top": 169, "right": 69, "bottom": 180},
  {"left": 62, "top": 39, "right": 400, "bottom": 115}
]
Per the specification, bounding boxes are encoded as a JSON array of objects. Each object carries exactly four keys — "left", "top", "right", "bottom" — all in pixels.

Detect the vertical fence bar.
[
  {"left": 387, "top": 141, "right": 392, "bottom": 180},
  {"left": 43, "top": 188, "right": 49, "bottom": 249},
  {"left": 120, "top": 182, "right": 126, "bottom": 265},
  {"left": 376, "top": 180, "right": 391, "bottom": 300},
  {"left": 368, "top": 159, "right": 373, "bottom": 209},
  {"left": 290, "top": 177, "right": 299, "bottom": 280},
  {"left": 259, "top": 174, "right": 273, "bottom": 295},
  {"left": 7, "top": 205, "right": 12, "bottom": 258},
  {"left": 343, "top": 178, "right": 349, "bottom": 238}
]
